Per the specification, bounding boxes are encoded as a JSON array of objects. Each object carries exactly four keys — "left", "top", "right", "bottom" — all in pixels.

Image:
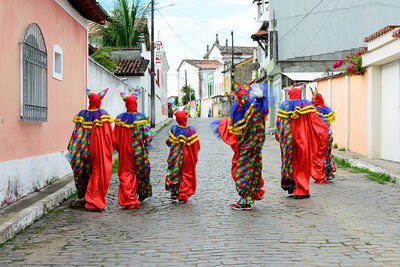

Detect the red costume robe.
[
  {"left": 311, "top": 90, "right": 337, "bottom": 183},
  {"left": 165, "top": 109, "right": 200, "bottom": 202},
  {"left": 275, "top": 88, "right": 329, "bottom": 197},
  {"left": 68, "top": 88, "right": 113, "bottom": 210},
  {"left": 113, "top": 92, "right": 153, "bottom": 209}
]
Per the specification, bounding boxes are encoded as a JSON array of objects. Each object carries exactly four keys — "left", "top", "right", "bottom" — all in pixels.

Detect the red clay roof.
[
  {"left": 364, "top": 25, "right": 400, "bottom": 42},
  {"left": 184, "top": 59, "right": 223, "bottom": 70},
  {"left": 68, "top": 0, "right": 111, "bottom": 25},
  {"left": 251, "top": 29, "right": 268, "bottom": 40},
  {"left": 356, "top": 47, "right": 368, "bottom": 55},
  {"left": 115, "top": 59, "right": 150, "bottom": 76},
  {"left": 393, "top": 28, "right": 400, "bottom": 38}
]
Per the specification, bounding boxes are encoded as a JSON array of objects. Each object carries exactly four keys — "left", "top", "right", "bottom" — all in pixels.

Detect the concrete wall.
[
  {"left": 0, "top": 0, "right": 87, "bottom": 207},
  {"left": 316, "top": 73, "right": 368, "bottom": 156},
  {"left": 88, "top": 58, "right": 130, "bottom": 119},
  {"left": 269, "top": 0, "right": 400, "bottom": 60}
]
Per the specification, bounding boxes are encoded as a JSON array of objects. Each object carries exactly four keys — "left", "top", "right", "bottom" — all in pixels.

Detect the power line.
[
  {"left": 157, "top": 9, "right": 204, "bottom": 58},
  {"left": 279, "top": 0, "right": 326, "bottom": 42},
  {"left": 301, "top": 0, "right": 337, "bottom": 54}
]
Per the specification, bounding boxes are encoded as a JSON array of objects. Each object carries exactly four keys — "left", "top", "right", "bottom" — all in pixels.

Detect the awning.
[{"left": 281, "top": 72, "right": 339, "bottom": 82}]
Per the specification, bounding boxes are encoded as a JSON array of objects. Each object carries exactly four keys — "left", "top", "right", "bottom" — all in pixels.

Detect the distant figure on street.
[
  {"left": 311, "top": 87, "right": 337, "bottom": 183},
  {"left": 275, "top": 88, "right": 329, "bottom": 199},
  {"left": 210, "top": 81, "right": 274, "bottom": 210},
  {"left": 113, "top": 87, "right": 153, "bottom": 209},
  {"left": 67, "top": 88, "right": 113, "bottom": 211},
  {"left": 165, "top": 104, "right": 200, "bottom": 203}
]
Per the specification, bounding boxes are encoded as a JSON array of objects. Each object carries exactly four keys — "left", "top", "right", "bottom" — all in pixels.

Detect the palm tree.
[
  {"left": 90, "top": 0, "right": 150, "bottom": 47},
  {"left": 181, "top": 85, "right": 195, "bottom": 105}
]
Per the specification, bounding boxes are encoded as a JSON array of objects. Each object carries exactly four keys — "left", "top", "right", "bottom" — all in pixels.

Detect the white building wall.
[
  {"left": 0, "top": 152, "right": 72, "bottom": 207},
  {"left": 177, "top": 62, "right": 200, "bottom": 102},
  {"left": 88, "top": 58, "right": 130, "bottom": 119}
]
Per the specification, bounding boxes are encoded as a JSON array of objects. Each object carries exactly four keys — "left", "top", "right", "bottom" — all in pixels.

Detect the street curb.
[
  {"left": 0, "top": 174, "right": 75, "bottom": 244},
  {"left": 333, "top": 153, "right": 399, "bottom": 184},
  {"left": 0, "top": 118, "right": 174, "bottom": 245}
]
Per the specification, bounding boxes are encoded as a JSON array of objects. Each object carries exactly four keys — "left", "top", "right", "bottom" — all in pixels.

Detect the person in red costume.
[
  {"left": 275, "top": 88, "right": 329, "bottom": 199},
  {"left": 113, "top": 87, "right": 153, "bottom": 209},
  {"left": 67, "top": 88, "right": 113, "bottom": 211},
  {"left": 165, "top": 104, "right": 200, "bottom": 203},
  {"left": 310, "top": 87, "right": 336, "bottom": 183}
]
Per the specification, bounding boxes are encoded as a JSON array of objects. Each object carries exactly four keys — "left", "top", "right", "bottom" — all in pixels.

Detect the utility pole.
[
  {"left": 231, "top": 30, "right": 235, "bottom": 91},
  {"left": 150, "top": 0, "right": 155, "bottom": 127},
  {"left": 185, "top": 69, "right": 191, "bottom": 102}
]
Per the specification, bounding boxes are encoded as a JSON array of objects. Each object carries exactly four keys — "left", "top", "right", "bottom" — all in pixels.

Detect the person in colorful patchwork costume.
[
  {"left": 210, "top": 81, "right": 274, "bottom": 210},
  {"left": 165, "top": 104, "right": 200, "bottom": 203},
  {"left": 67, "top": 88, "right": 113, "bottom": 211},
  {"left": 311, "top": 87, "right": 336, "bottom": 183},
  {"left": 275, "top": 88, "right": 329, "bottom": 199},
  {"left": 113, "top": 87, "right": 153, "bottom": 209}
]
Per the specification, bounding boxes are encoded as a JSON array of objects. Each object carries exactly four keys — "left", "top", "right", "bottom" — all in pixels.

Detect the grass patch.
[
  {"left": 333, "top": 156, "right": 393, "bottom": 184},
  {"left": 339, "top": 147, "right": 346, "bottom": 151},
  {"left": 154, "top": 122, "right": 171, "bottom": 136},
  {"left": 12, "top": 245, "right": 21, "bottom": 251},
  {"left": 333, "top": 143, "right": 338, "bottom": 149},
  {"left": 112, "top": 159, "right": 119, "bottom": 174},
  {"left": 0, "top": 237, "right": 16, "bottom": 249},
  {"left": 46, "top": 208, "right": 64, "bottom": 215}
]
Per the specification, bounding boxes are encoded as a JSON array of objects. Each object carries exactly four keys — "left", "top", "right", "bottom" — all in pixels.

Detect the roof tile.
[
  {"left": 115, "top": 59, "right": 150, "bottom": 76},
  {"left": 364, "top": 25, "right": 400, "bottom": 42}
]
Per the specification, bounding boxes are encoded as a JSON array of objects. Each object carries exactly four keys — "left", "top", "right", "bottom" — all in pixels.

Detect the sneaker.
[
  {"left": 139, "top": 195, "right": 147, "bottom": 202},
  {"left": 178, "top": 199, "right": 187, "bottom": 204},
  {"left": 230, "top": 203, "right": 251, "bottom": 210}
]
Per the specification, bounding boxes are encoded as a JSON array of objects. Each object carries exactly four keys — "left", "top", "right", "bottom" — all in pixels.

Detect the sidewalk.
[
  {"left": 333, "top": 149, "right": 400, "bottom": 184},
  {"left": 266, "top": 127, "right": 400, "bottom": 184},
  {"left": 0, "top": 118, "right": 173, "bottom": 244}
]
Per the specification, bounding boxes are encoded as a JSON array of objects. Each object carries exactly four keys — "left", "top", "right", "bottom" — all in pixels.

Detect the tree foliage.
[
  {"left": 181, "top": 85, "right": 195, "bottom": 105},
  {"left": 90, "top": 47, "right": 119, "bottom": 72},
  {"left": 91, "top": 0, "right": 150, "bottom": 47}
]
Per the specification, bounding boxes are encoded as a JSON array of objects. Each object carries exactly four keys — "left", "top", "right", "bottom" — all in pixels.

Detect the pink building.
[{"left": 0, "top": 0, "right": 109, "bottom": 207}]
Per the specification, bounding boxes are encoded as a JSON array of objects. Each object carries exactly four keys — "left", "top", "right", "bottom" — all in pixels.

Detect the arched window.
[{"left": 20, "top": 23, "right": 47, "bottom": 122}]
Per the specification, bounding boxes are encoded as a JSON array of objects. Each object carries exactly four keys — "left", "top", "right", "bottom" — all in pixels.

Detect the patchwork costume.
[
  {"left": 311, "top": 88, "right": 336, "bottom": 182},
  {"left": 275, "top": 88, "right": 329, "bottom": 198},
  {"left": 113, "top": 88, "right": 153, "bottom": 209},
  {"left": 67, "top": 88, "right": 113, "bottom": 211},
  {"left": 211, "top": 81, "right": 273, "bottom": 210},
  {"left": 165, "top": 104, "right": 200, "bottom": 202}
]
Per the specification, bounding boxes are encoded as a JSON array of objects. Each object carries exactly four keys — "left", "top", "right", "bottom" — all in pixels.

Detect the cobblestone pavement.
[{"left": 1, "top": 118, "right": 400, "bottom": 266}]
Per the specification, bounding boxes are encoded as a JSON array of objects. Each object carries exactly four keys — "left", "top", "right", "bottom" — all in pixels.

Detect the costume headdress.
[
  {"left": 120, "top": 86, "right": 140, "bottom": 113},
  {"left": 310, "top": 87, "right": 325, "bottom": 107},
  {"left": 86, "top": 88, "right": 109, "bottom": 109},
  {"left": 170, "top": 103, "right": 189, "bottom": 127}
]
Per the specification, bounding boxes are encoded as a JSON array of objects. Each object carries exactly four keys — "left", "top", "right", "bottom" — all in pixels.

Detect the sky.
[{"left": 97, "top": 0, "right": 259, "bottom": 96}]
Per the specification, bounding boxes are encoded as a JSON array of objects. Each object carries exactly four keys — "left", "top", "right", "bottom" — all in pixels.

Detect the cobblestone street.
[{"left": 1, "top": 118, "right": 400, "bottom": 266}]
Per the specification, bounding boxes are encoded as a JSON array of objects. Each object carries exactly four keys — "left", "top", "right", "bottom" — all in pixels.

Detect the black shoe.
[
  {"left": 138, "top": 195, "right": 147, "bottom": 202},
  {"left": 295, "top": 194, "right": 310, "bottom": 199}
]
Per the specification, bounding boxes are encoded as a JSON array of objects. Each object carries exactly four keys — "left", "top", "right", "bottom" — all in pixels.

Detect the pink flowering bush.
[{"left": 333, "top": 53, "right": 363, "bottom": 75}]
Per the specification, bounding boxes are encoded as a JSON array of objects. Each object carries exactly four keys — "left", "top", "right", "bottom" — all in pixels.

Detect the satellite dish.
[{"left": 250, "top": 62, "right": 260, "bottom": 70}]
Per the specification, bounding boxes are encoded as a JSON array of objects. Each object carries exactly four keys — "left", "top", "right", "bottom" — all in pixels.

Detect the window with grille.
[{"left": 20, "top": 23, "right": 48, "bottom": 122}]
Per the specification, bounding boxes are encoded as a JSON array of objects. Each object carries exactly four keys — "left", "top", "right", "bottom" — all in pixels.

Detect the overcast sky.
[{"left": 97, "top": 0, "right": 258, "bottom": 96}]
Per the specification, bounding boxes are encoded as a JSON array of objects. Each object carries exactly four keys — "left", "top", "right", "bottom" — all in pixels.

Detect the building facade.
[{"left": 0, "top": 0, "right": 109, "bottom": 207}]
